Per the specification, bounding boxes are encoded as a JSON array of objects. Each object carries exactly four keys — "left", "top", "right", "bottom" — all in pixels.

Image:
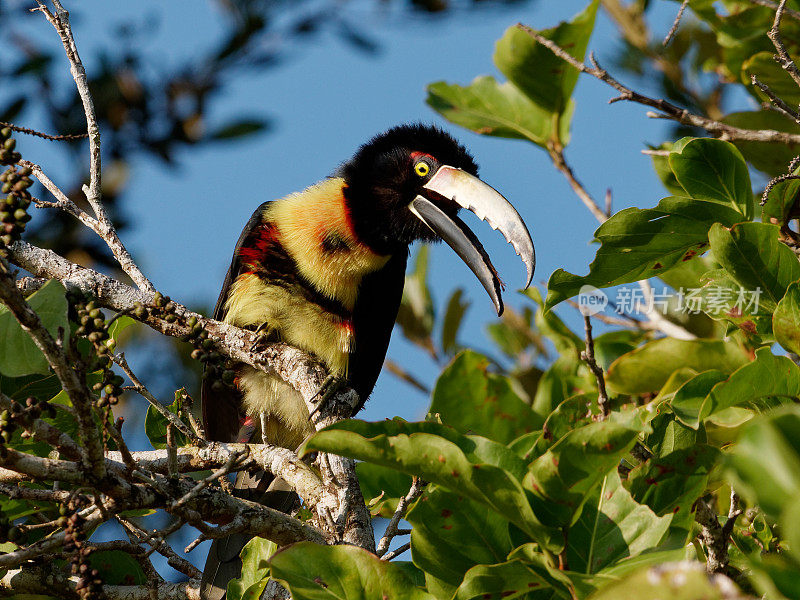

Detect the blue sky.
[
  {"left": 8, "top": 0, "right": 762, "bottom": 574},
  {"left": 13, "top": 0, "right": 756, "bottom": 420}
]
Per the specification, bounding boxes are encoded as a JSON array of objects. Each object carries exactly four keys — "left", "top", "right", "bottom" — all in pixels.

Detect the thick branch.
[
  {"left": 107, "top": 442, "right": 324, "bottom": 509},
  {"left": 694, "top": 495, "right": 740, "bottom": 575},
  {"left": 8, "top": 241, "right": 359, "bottom": 424},
  {"left": 0, "top": 566, "right": 201, "bottom": 600}
]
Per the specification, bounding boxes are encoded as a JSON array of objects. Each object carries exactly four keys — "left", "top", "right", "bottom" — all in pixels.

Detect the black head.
[
  {"left": 342, "top": 123, "right": 478, "bottom": 254},
  {"left": 341, "top": 123, "right": 535, "bottom": 315}
]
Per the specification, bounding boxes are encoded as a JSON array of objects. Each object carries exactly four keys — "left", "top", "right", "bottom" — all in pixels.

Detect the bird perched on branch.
[{"left": 200, "top": 123, "right": 534, "bottom": 600}]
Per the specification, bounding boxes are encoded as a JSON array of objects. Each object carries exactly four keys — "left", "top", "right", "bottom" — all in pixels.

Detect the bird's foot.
[
  {"left": 249, "top": 323, "right": 277, "bottom": 352},
  {"left": 308, "top": 374, "right": 346, "bottom": 420}
]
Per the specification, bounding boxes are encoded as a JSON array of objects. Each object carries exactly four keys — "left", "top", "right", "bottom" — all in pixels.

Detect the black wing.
[
  {"left": 201, "top": 201, "right": 272, "bottom": 442},
  {"left": 348, "top": 249, "right": 409, "bottom": 412}
]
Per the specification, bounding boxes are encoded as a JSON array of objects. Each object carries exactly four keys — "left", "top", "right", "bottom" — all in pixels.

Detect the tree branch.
[
  {"left": 0, "top": 259, "right": 105, "bottom": 478},
  {"left": 0, "top": 565, "right": 202, "bottom": 600},
  {"left": 377, "top": 476, "right": 425, "bottom": 557},
  {"left": 517, "top": 23, "right": 800, "bottom": 145},
  {"left": 32, "top": 2, "right": 154, "bottom": 293},
  {"left": 580, "top": 315, "right": 610, "bottom": 418}
]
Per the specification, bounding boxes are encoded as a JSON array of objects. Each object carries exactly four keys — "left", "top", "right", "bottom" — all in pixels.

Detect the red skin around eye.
[{"left": 409, "top": 151, "right": 436, "bottom": 162}]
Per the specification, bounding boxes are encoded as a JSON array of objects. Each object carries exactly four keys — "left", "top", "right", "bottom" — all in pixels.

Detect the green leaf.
[
  {"left": 356, "top": 462, "right": 413, "bottom": 518},
  {"left": 774, "top": 281, "right": 800, "bottom": 354},
  {"left": 709, "top": 222, "right": 800, "bottom": 310},
  {"left": 227, "top": 537, "right": 277, "bottom": 600},
  {"left": 589, "top": 561, "right": 747, "bottom": 599},
  {"left": 649, "top": 142, "right": 687, "bottom": 196},
  {"left": 518, "top": 394, "right": 596, "bottom": 461},
  {"left": 567, "top": 472, "right": 672, "bottom": 574},
  {"left": 144, "top": 397, "right": 189, "bottom": 450},
  {"left": 670, "top": 370, "right": 729, "bottom": 429},
  {"left": 700, "top": 348, "right": 800, "bottom": 428},
  {"left": 723, "top": 110, "right": 800, "bottom": 177},
  {"left": 544, "top": 197, "right": 742, "bottom": 312},
  {"left": 643, "top": 412, "right": 702, "bottom": 458},
  {"left": 525, "top": 288, "right": 582, "bottom": 354},
  {"left": 593, "top": 330, "right": 648, "bottom": 372},
  {"left": 509, "top": 545, "right": 613, "bottom": 597},
  {"left": 726, "top": 405, "right": 800, "bottom": 520},
  {"left": 0, "top": 373, "right": 62, "bottom": 401},
  {"left": 452, "top": 560, "right": 558, "bottom": 600},
  {"left": 269, "top": 542, "right": 435, "bottom": 600},
  {"left": 525, "top": 410, "right": 647, "bottom": 526},
  {"left": 494, "top": 3, "right": 599, "bottom": 116},
  {"left": 531, "top": 354, "right": 595, "bottom": 419},
  {"left": 693, "top": 268, "right": 772, "bottom": 335},
  {"left": 108, "top": 315, "right": 136, "bottom": 340},
  {"left": 88, "top": 550, "right": 146, "bottom": 585},
  {"left": 441, "top": 289, "right": 469, "bottom": 356},
  {"left": 746, "top": 553, "right": 800, "bottom": 600},
  {"left": 0, "top": 280, "right": 69, "bottom": 377},
  {"left": 668, "top": 137, "right": 753, "bottom": 220},
  {"left": 426, "top": 77, "right": 559, "bottom": 146},
  {"left": 397, "top": 245, "right": 435, "bottom": 349},
  {"left": 761, "top": 162, "right": 800, "bottom": 224},
  {"left": 301, "top": 419, "right": 557, "bottom": 547},
  {"left": 485, "top": 307, "right": 540, "bottom": 359},
  {"left": 431, "top": 350, "right": 541, "bottom": 444},
  {"left": 210, "top": 119, "right": 268, "bottom": 140},
  {"left": 605, "top": 338, "right": 749, "bottom": 395},
  {"left": 407, "top": 486, "right": 513, "bottom": 590},
  {"left": 627, "top": 445, "right": 720, "bottom": 524}
]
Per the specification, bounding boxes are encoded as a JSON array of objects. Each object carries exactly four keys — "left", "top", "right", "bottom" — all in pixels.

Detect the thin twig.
[
  {"left": 117, "top": 517, "right": 202, "bottom": 580},
  {"left": 663, "top": 0, "right": 690, "bottom": 46},
  {"left": 767, "top": 0, "right": 800, "bottom": 90},
  {"left": 721, "top": 490, "right": 743, "bottom": 541},
  {"left": 176, "top": 388, "right": 206, "bottom": 441},
  {"left": 581, "top": 315, "right": 610, "bottom": 418},
  {"left": 517, "top": 23, "right": 800, "bottom": 145},
  {"left": 170, "top": 450, "right": 248, "bottom": 511},
  {"left": 761, "top": 172, "right": 800, "bottom": 206},
  {"left": 381, "top": 542, "right": 411, "bottom": 561},
  {"left": 748, "top": 0, "right": 800, "bottom": 21},
  {"left": 112, "top": 352, "right": 196, "bottom": 441},
  {"left": 751, "top": 75, "right": 800, "bottom": 124},
  {"left": 33, "top": 1, "right": 154, "bottom": 293},
  {"left": 548, "top": 145, "right": 607, "bottom": 223},
  {"left": 105, "top": 416, "right": 137, "bottom": 473},
  {"left": 377, "top": 477, "right": 425, "bottom": 557},
  {"left": 636, "top": 280, "right": 697, "bottom": 341},
  {"left": 0, "top": 120, "right": 87, "bottom": 141},
  {"left": 166, "top": 424, "right": 178, "bottom": 478}
]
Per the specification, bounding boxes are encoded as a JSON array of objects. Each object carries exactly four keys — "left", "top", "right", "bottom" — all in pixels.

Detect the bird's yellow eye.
[{"left": 415, "top": 162, "right": 430, "bottom": 177}]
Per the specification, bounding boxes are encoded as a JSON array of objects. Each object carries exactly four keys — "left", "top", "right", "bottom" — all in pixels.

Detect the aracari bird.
[{"left": 201, "top": 124, "right": 534, "bottom": 600}]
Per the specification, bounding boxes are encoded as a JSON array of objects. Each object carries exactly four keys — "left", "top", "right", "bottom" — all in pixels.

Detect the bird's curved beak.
[{"left": 409, "top": 165, "right": 535, "bottom": 316}]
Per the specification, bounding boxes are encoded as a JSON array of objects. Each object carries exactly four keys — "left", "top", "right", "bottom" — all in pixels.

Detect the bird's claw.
[
  {"left": 249, "top": 323, "right": 276, "bottom": 352},
  {"left": 308, "top": 374, "right": 345, "bottom": 420}
]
